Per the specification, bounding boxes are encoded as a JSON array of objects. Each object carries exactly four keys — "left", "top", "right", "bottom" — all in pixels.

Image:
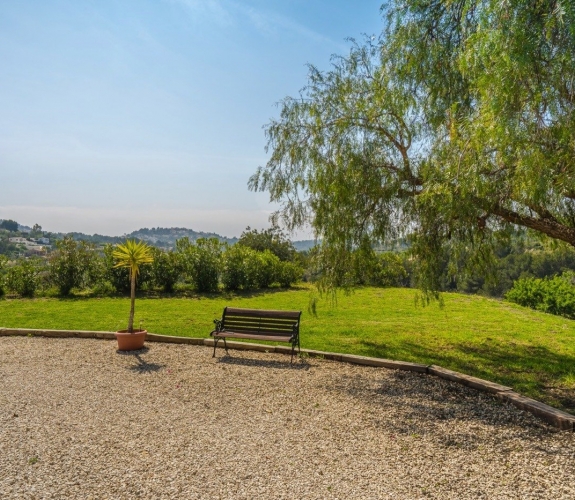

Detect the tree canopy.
[
  {"left": 249, "top": 0, "right": 575, "bottom": 291},
  {"left": 0, "top": 219, "right": 19, "bottom": 232},
  {"left": 237, "top": 226, "right": 297, "bottom": 262}
]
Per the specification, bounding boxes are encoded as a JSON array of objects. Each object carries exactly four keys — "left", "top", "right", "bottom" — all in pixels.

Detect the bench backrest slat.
[
  {"left": 221, "top": 307, "right": 301, "bottom": 336},
  {"left": 224, "top": 307, "right": 301, "bottom": 319},
  {"left": 223, "top": 318, "right": 297, "bottom": 329}
]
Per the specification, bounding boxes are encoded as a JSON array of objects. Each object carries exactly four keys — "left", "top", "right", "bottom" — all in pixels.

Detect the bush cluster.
[
  {"left": 506, "top": 272, "right": 575, "bottom": 319},
  {"left": 0, "top": 236, "right": 303, "bottom": 298}
]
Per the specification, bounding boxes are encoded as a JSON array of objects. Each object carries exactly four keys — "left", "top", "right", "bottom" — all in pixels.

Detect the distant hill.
[
  {"left": 2, "top": 219, "right": 318, "bottom": 251},
  {"left": 62, "top": 227, "right": 238, "bottom": 248},
  {"left": 55, "top": 227, "right": 320, "bottom": 250},
  {"left": 127, "top": 227, "right": 238, "bottom": 247},
  {"left": 292, "top": 240, "right": 317, "bottom": 252}
]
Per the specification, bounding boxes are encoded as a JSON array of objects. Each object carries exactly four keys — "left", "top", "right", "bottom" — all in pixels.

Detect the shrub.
[
  {"left": 91, "top": 280, "right": 116, "bottom": 297},
  {"left": 48, "top": 237, "right": 99, "bottom": 295},
  {"left": 221, "top": 245, "right": 261, "bottom": 291},
  {"left": 176, "top": 238, "right": 222, "bottom": 293},
  {"left": 149, "top": 247, "right": 182, "bottom": 293},
  {"left": 0, "top": 255, "right": 7, "bottom": 297},
  {"left": 372, "top": 252, "right": 409, "bottom": 287},
  {"left": 6, "top": 259, "right": 43, "bottom": 297},
  {"left": 276, "top": 260, "right": 302, "bottom": 287},
  {"left": 506, "top": 272, "right": 575, "bottom": 319},
  {"left": 256, "top": 250, "right": 281, "bottom": 288}
]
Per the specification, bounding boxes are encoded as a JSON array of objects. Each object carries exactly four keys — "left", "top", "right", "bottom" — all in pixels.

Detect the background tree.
[
  {"left": 250, "top": 0, "right": 575, "bottom": 293},
  {"left": 0, "top": 235, "right": 19, "bottom": 257},
  {"left": 30, "top": 224, "right": 43, "bottom": 238},
  {"left": 238, "top": 226, "right": 297, "bottom": 262},
  {"left": 0, "top": 219, "right": 19, "bottom": 232}
]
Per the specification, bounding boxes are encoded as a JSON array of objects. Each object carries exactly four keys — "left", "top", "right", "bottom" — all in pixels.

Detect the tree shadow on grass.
[
  {"left": 360, "top": 339, "right": 575, "bottom": 413},
  {"left": 50, "top": 285, "right": 310, "bottom": 301},
  {"left": 116, "top": 347, "right": 165, "bottom": 373},
  {"left": 216, "top": 354, "right": 311, "bottom": 371}
]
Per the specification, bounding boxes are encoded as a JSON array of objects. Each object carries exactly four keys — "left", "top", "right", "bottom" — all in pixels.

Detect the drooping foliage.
[{"left": 250, "top": 0, "right": 575, "bottom": 292}]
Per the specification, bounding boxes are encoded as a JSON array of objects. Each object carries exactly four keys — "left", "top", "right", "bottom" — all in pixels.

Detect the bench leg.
[
  {"left": 290, "top": 336, "right": 301, "bottom": 364},
  {"left": 290, "top": 337, "right": 299, "bottom": 364},
  {"left": 212, "top": 336, "right": 230, "bottom": 359}
]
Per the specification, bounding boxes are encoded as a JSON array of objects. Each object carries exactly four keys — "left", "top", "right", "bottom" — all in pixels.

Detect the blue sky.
[{"left": 1, "top": 0, "right": 383, "bottom": 238}]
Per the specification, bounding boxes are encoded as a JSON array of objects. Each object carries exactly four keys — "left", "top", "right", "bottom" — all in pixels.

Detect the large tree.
[{"left": 250, "top": 0, "right": 575, "bottom": 291}]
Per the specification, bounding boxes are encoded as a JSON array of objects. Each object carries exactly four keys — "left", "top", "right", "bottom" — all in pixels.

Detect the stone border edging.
[{"left": 1, "top": 327, "right": 574, "bottom": 431}]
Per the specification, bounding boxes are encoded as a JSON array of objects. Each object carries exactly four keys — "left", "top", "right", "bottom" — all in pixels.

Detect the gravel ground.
[{"left": 1, "top": 336, "right": 574, "bottom": 500}]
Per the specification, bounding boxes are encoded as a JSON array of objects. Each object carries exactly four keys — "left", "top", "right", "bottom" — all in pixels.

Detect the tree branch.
[{"left": 490, "top": 203, "right": 575, "bottom": 247}]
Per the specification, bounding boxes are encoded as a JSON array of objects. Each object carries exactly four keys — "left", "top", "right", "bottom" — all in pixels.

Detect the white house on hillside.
[{"left": 9, "top": 237, "right": 49, "bottom": 253}]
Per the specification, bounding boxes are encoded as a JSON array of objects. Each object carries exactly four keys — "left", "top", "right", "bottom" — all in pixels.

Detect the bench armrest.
[{"left": 213, "top": 318, "right": 223, "bottom": 332}]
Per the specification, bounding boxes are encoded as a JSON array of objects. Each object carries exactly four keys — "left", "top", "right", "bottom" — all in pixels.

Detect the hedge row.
[{"left": 0, "top": 237, "right": 302, "bottom": 298}]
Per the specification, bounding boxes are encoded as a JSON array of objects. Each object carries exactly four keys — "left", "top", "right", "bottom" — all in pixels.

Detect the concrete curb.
[{"left": 1, "top": 327, "right": 573, "bottom": 431}]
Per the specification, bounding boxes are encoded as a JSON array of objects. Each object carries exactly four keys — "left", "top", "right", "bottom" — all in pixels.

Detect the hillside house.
[{"left": 9, "top": 237, "right": 48, "bottom": 253}]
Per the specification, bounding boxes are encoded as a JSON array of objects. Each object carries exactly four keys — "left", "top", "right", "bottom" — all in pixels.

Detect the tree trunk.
[{"left": 128, "top": 271, "right": 136, "bottom": 333}]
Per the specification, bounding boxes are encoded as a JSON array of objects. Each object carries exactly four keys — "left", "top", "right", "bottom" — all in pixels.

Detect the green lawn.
[{"left": 1, "top": 286, "right": 574, "bottom": 413}]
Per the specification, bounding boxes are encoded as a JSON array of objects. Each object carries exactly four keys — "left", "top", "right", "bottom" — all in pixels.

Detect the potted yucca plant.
[{"left": 112, "top": 240, "right": 154, "bottom": 351}]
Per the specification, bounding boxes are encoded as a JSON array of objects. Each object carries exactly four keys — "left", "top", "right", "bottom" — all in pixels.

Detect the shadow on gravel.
[
  {"left": 361, "top": 338, "right": 575, "bottom": 413},
  {"left": 326, "top": 370, "right": 552, "bottom": 442},
  {"left": 217, "top": 355, "right": 311, "bottom": 371},
  {"left": 117, "top": 347, "right": 165, "bottom": 373}
]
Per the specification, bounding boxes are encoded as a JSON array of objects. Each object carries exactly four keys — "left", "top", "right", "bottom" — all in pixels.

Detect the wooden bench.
[{"left": 210, "top": 307, "right": 302, "bottom": 363}]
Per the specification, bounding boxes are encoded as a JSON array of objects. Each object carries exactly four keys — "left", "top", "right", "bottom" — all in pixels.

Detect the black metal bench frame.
[{"left": 210, "top": 307, "right": 302, "bottom": 363}]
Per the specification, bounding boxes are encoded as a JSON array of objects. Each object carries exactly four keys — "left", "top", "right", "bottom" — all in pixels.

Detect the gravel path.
[{"left": 1, "top": 336, "right": 574, "bottom": 499}]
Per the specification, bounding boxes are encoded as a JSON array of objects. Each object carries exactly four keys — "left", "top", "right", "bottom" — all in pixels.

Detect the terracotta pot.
[{"left": 115, "top": 329, "right": 147, "bottom": 351}]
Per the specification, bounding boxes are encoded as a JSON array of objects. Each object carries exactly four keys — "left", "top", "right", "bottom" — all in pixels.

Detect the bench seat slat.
[
  {"left": 212, "top": 332, "right": 292, "bottom": 342},
  {"left": 222, "top": 321, "right": 296, "bottom": 332},
  {"left": 219, "top": 326, "right": 295, "bottom": 336}
]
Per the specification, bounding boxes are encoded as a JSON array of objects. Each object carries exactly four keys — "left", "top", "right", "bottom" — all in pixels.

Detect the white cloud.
[
  {"left": 165, "top": 0, "right": 233, "bottom": 26},
  {"left": 167, "top": 0, "right": 340, "bottom": 48}
]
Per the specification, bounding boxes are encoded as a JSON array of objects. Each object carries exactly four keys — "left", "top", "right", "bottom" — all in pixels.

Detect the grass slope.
[{"left": 1, "top": 286, "right": 574, "bottom": 413}]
